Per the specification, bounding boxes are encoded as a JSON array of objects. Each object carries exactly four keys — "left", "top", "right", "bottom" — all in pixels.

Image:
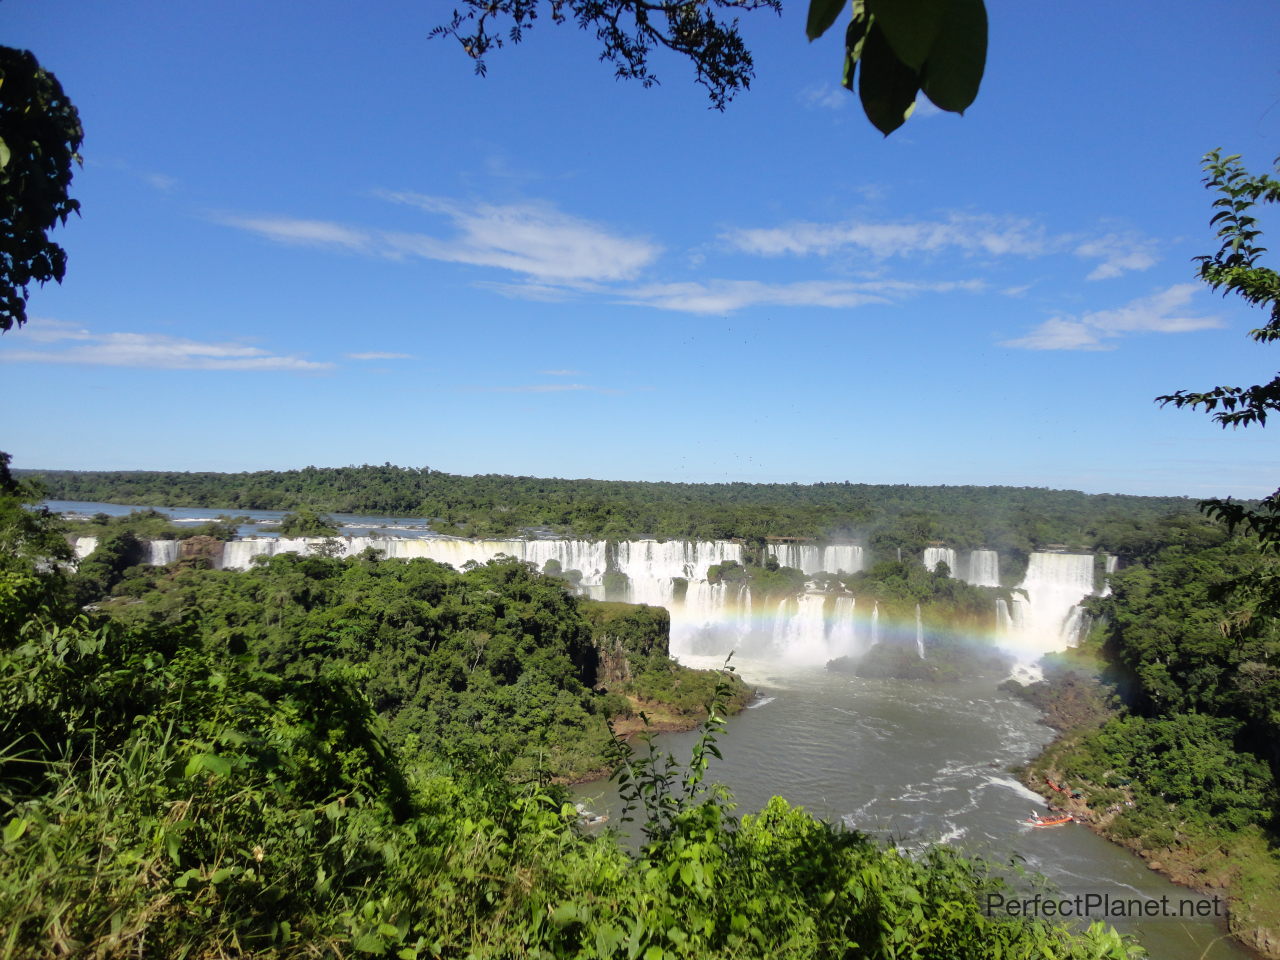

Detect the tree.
[
  {"left": 0, "top": 46, "right": 83, "bottom": 332},
  {"left": 277, "top": 506, "right": 341, "bottom": 538},
  {"left": 433, "top": 0, "right": 987, "bottom": 134},
  {"left": 1157, "top": 152, "right": 1280, "bottom": 552},
  {"left": 0, "top": 450, "right": 71, "bottom": 573}
]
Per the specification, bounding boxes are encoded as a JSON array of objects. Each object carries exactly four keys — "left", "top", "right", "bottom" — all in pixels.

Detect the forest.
[{"left": 25, "top": 463, "right": 1204, "bottom": 556}]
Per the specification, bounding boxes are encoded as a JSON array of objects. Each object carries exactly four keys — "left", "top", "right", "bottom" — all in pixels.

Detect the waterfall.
[
  {"left": 819, "top": 544, "right": 865, "bottom": 574},
  {"left": 965, "top": 549, "right": 1000, "bottom": 587},
  {"left": 1099, "top": 555, "right": 1119, "bottom": 597},
  {"left": 676, "top": 579, "right": 752, "bottom": 655},
  {"left": 770, "top": 593, "right": 831, "bottom": 665},
  {"left": 770, "top": 543, "right": 865, "bottom": 575},
  {"left": 148, "top": 540, "right": 180, "bottom": 565},
  {"left": 871, "top": 601, "right": 880, "bottom": 645},
  {"left": 1007, "top": 552, "right": 1097, "bottom": 656},
  {"left": 915, "top": 604, "right": 925, "bottom": 659},
  {"left": 922, "top": 547, "right": 957, "bottom": 576},
  {"left": 73, "top": 536, "right": 98, "bottom": 559},
  {"left": 996, "top": 597, "right": 1011, "bottom": 633},
  {"left": 828, "top": 596, "right": 857, "bottom": 659}
]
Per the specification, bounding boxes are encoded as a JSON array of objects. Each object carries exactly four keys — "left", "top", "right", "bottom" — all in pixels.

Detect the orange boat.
[{"left": 1024, "top": 813, "right": 1074, "bottom": 827}]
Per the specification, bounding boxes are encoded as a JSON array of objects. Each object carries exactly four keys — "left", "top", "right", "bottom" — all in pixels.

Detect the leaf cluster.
[
  {"left": 431, "top": 0, "right": 782, "bottom": 110},
  {"left": 0, "top": 47, "right": 82, "bottom": 332}
]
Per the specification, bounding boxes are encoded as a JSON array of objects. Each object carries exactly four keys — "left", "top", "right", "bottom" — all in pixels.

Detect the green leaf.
[
  {"left": 550, "top": 902, "right": 580, "bottom": 925},
  {"left": 866, "top": 0, "right": 948, "bottom": 69},
  {"left": 841, "top": 5, "right": 872, "bottom": 90},
  {"left": 2, "top": 817, "right": 29, "bottom": 845},
  {"left": 353, "top": 933, "right": 386, "bottom": 954},
  {"left": 919, "top": 0, "right": 987, "bottom": 113},
  {"left": 184, "top": 753, "right": 232, "bottom": 778},
  {"left": 807, "top": 0, "right": 847, "bottom": 40},
  {"left": 0, "top": 137, "right": 10, "bottom": 171},
  {"left": 858, "top": 24, "right": 921, "bottom": 135},
  {"left": 209, "top": 866, "right": 239, "bottom": 884}
]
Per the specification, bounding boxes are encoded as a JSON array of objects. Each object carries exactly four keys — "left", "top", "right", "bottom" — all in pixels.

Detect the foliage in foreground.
[{"left": 0, "top": 569, "right": 1139, "bottom": 959}]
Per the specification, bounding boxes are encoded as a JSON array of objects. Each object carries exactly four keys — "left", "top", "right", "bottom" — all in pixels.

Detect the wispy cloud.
[
  {"left": 800, "top": 84, "right": 848, "bottom": 111},
  {"left": 619, "top": 278, "right": 981, "bottom": 315},
  {"left": 1, "top": 323, "right": 332, "bottom": 371},
  {"left": 214, "top": 215, "right": 373, "bottom": 252},
  {"left": 723, "top": 214, "right": 1051, "bottom": 260},
  {"left": 379, "top": 193, "right": 659, "bottom": 282},
  {"left": 348, "top": 351, "right": 413, "bottom": 360},
  {"left": 144, "top": 172, "right": 178, "bottom": 193},
  {"left": 723, "top": 214, "right": 1160, "bottom": 280},
  {"left": 480, "top": 383, "right": 620, "bottom": 394},
  {"left": 1001, "top": 284, "right": 1223, "bottom": 351},
  {"left": 218, "top": 196, "right": 660, "bottom": 285},
  {"left": 1074, "top": 232, "right": 1160, "bottom": 280},
  {"left": 540, "top": 369, "right": 583, "bottom": 376}
]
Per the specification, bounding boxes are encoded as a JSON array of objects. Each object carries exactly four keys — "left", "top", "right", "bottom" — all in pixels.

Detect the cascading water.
[
  {"left": 915, "top": 604, "right": 925, "bottom": 659},
  {"left": 1099, "top": 555, "right": 1119, "bottom": 597},
  {"left": 73, "top": 536, "right": 97, "bottom": 559},
  {"left": 922, "top": 546, "right": 1000, "bottom": 587},
  {"left": 922, "top": 547, "right": 957, "bottom": 576},
  {"left": 965, "top": 550, "right": 1000, "bottom": 587},
  {"left": 772, "top": 593, "right": 831, "bottom": 665},
  {"left": 770, "top": 543, "right": 865, "bottom": 575},
  {"left": 828, "top": 596, "right": 857, "bottom": 659},
  {"left": 148, "top": 540, "right": 180, "bottom": 565},
  {"left": 1006, "top": 552, "right": 1097, "bottom": 657}
]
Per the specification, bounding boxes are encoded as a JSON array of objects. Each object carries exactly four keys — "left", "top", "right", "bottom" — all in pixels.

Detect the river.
[{"left": 574, "top": 656, "right": 1247, "bottom": 959}]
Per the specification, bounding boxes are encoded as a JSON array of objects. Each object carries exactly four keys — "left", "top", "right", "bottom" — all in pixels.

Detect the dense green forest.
[
  {"left": 1017, "top": 524, "right": 1280, "bottom": 955},
  {"left": 1, "top": 463, "right": 1147, "bottom": 957},
  {"left": 25, "top": 463, "right": 1202, "bottom": 553}
]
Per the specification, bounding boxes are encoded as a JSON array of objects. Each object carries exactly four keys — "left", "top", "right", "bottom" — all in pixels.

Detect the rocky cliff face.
[{"left": 579, "top": 599, "right": 670, "bottom": 687}]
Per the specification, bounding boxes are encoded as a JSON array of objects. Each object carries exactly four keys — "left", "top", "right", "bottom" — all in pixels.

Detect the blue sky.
[{"left": 3, "top": 0, "right": 1277, "bottom": 497}]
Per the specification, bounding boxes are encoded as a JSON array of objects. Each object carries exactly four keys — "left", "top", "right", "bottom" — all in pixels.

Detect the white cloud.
[
  {"left": 482, "top": 383, "right": 619, "bottom": 394},
  {"left": 618, "top": 277, "right": 982, "bottom": 315},
  {"left": 144, "top": 172, "right": 178, "bottom": 193},
  {"left": 1075, "top": 232, "right": 1160, "bottom": 280},
  {"left": 620, "top": 280, "right": 891, "bottom": 315},
  {"left": 1, "top": 326, "right": 332, "bottom": 371},
  {"left": 379, "top": 194, "right": 660, "bottom": 283},
  {"left": 1082, "top": 284, "right": 1221, "bottom": 334},
  {"left": 800, "top": 84, "right": 848, "bottom": 111},
  {"left": 724, "top": 214, "right": 1051, "bottom": 260},
  {"left": 724, "top": 214, "right": 1161, "bottom": 281},
  {"left": 1001, "top": 284, "right": 1223, "bottom": 351},
  {"left": 216, "top": 214, "right": 373, "bottom": 252},
  {"left": 348, "top": 351, "right": 413, "bottom": 360},
  {"left": 1000, "top": 318, "right": 1108, "bottom": 351},
  {"left": 13, "top": 317, "right": 96, "bottom": 342},
  {"left": 218, "top": 196, "right": 660, "bottom": 286}
]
